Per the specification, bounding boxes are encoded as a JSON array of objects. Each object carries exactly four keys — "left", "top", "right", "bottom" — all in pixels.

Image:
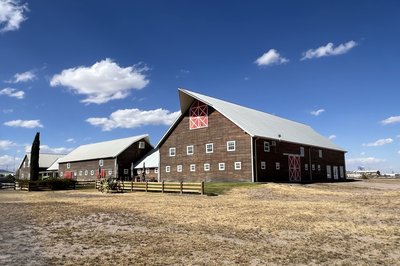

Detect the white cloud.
[
  {"left": 0, "top": 139, "right": 16, "bottom": 150},
  {"left": 397, "top": 135, "right": 400, "bottom": 139},
  {"left": 4, "top": 119, "right": 43, "bottom": 128},
  {"left": 310, "top": 108, "right": 325, "bottom": 116},
  {"left": 381, "top": 116, "right": 400, "bottom": 125},
  {"left": 255, "top": 49, "right": 289, "bottom": 66},
  {"left": 86, "top": 108, "right": 180, "bottom": 131},
  {"left": 50, "top": 58, "right": 149, "bottom": 104},
  {"left": 301, "top": 40, "right": 357, "bottom": 60},
  {"left": 66, "top": 138, "right": 75, "bottom": 143},
  {"left": 0, "top": 155, "right": 20, "bottom": 170},
  {"left": 328, "top": 135, "right": 336, "bottom": 140},
  {"left": 398, "top": 150, "right": 400, "bottom": 155},
  {"left": 0, "top": 87, "right": 24, "bottom": 99},
  {"left": 24, "top": 144, "right": 73, "bottom": 154},
  {"left": 2, "top": 108, "right": 13, "bottom": 113},
  {"left": 363, "top": 138, "right": 393, "bottom": 147},
  {"left": 0, "top": 0, "right": 28, "bottom": 32},
  {"left": 11, "top": 70, "right": 36, "bottom": 83}
]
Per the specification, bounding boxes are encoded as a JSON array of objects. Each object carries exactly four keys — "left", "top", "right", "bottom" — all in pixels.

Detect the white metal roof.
[
  {"left": 58, "top": 135, "right": 149, "bottom": 163},
  {"left": 22, "top": 153, "right": 65, "bottom": 169},
  {"left": 133, "top": 149, "right": 159, "bottom": 169},
  {"left": 47, "top": 158, "right": 62, "bottom": 171},
  {"left": 158, "top": 89, "right": 345, "bottom": 152}
]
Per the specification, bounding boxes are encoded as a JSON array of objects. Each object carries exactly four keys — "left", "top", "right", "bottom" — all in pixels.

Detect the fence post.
[
  {"left": 201, "top": 181, "right": 204, "bottom": 195},
  {"left": 180, "top": 181, "right": 183, "bottom": 194},
  {"left": 131, "top": 180, "right": 133, "bottom": 192},
  {"left": 162, "top": 181, "right": 164, "bottom": 193},
  {"left": 145, "top": 181, "right": 148, "bottom": 192}
]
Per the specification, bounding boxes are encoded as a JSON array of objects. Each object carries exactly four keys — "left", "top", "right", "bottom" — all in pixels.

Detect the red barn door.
[{"left": 288, "top": 155, "right": 301, "bottom": 182}]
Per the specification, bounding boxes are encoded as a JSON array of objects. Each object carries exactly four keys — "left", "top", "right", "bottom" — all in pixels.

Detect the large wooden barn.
[
  {"left": 157, "top": 89, "right": 346, "bottom": 183},
  {"left": 58, "top": 135, "right": 152, "bottom": 181},
  {"left": 17, "top": 153, "right": 65, "bottom": 180}
]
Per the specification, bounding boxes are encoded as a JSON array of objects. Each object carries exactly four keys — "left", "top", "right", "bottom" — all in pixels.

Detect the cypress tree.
[{"left": 30, "top": 132, "right": 40, "bottom": 181}]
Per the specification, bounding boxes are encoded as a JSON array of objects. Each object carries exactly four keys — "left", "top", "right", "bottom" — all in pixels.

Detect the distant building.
[
  {"left": 133, "top": 149, "right": 159, "bottom": 181},
  {"left": 58, "top": 135, "right": 152, "bottom": 181},
  {"left": 157, "top": 89, "right": 346, "bottom": 182},
  {"left": 0, "top": 169, "right": 14, "bottom": 177},
  {"left": 44, "top": 158, "right": 63, "bottom": 178},
  {"left": 16, "top": 153, "right": 65, "bottom": 180}
]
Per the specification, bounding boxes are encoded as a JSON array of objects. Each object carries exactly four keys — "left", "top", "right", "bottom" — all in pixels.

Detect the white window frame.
[
  {"left": 319, "top": 150, "right": 323, "bottom": 158},
  {"left": 90, "top": 170, "right": 94, "bottom": 176},
  {"left": 99, "top": 159, "right": 104, "bottom": 167},
  {"left": 67, "top": 163, "right": 71, "bottom": 169},
  {"left": 124, "top": 169, "right": 129, "bottom": 174},
  {"left": 204, "top": 163, "right": 210, "bottom": 171},
  {"left": 227, "top": 141, "right": 236, "bottom": 151},
  {"left": 21, "top": 173, "right": 24, "bottom": 178},
  {"left": 187, "top": 145, "right": 194, "bottom": 155},
  {"left": 169, "top": 147, "right": 176, "bottom": 157},
  {"left": 261, "top": 161, "right": 266, "bottom": 170},
  {"left": 190, "top": 164, "right": 196, "bottom": 172},
  {"left": 177, "top": 165, "right": 182, "bottom": 172},
  {"left": 166, "top": 166, "right": 171, "bottom": 173},
  {"left": 108, "top": 170, "right": 112, "bottom": 175},
  {"left": 146, "top": 169, "right": 150, "bottom": 174},
  {"left": 84, "top": 170, "right": 88, "bottom": 176},
  {"left": 318, "top": 164, "right": 321, "bottom": 171},
  {"left": 154, "top": 168, "right": 158, "bottom": 174},
  {"left": 74, "top": 171, "right": 77, "bottom": 177},
  {"left": 23, "top": 161, "right": 26, "bottom": 168},
  {"left": 264, "top": 141, "right": 270, "bottom": 152},
  {"left": 206, "top": 143, "right": 213, "bottom": 154},
  {"left": 312, "top": 164, "right": 315, "bottom": 171},
  {"left": 139, "top": 141, "right": 145, "bottom": 149},
  {"left": 305, "top": 164, "right": 308, "bottom": 171},
  {"left": 276, "top": 162, "right": 280, "bottom": 170},
  {"left": 234, "top": 161, "right": 242, "bottom": 170},
  {"left": 218, "top": 163, "right": 225, "bottom": 171},
  {"left": 60, "top": 172, "right": 63, "bottom": 177},
  {"left": 339, "top": 166, "right": 344, "bottom": 178},
  {"left": 137, "top": 169, "right": 142, "bottom": 174},
  {"left": 79, "top": 170, "right": 82, "bottom": 176},
  {"left": 300, "top": 147, "right": 305, "bottom": 157}
]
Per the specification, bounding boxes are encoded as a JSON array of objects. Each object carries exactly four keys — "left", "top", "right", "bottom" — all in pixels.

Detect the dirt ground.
[{"left": 1, "top": 179, "right": 399, "bottom": 266}]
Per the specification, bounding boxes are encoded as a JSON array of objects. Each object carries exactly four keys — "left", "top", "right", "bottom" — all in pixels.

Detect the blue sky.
[{"left": 1, "top": 0, "right": 399, "bottom": 172}]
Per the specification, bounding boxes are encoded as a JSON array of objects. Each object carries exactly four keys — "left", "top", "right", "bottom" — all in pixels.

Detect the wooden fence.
[
  {"left": 0, "top": 182, "right": 16, "bottom": 190},
  {"left": 96, "top": 180, "right": 204, "bottom": 195}
]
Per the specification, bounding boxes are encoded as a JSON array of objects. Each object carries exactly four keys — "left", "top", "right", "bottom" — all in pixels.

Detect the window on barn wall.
[
  {"left": 187, "top": 145, "right": 194, "bottom": 155},
  {"left": 261, "top": 161, "right": 266, "bottom": 170},
  {"left": 190, "top": 164, "right": 196, "bottom": 172},
  {"left": 24, "top": 161, "right": 26, "bottom": 168},
  {"left": 74, "top": 171, "right": 77, "bottom": 177},
  {"left": 85, "top": 170, "right": 88, "bottom": 176},
  {"left": 108, "top": 170, "right": 112, "bottom": 175},
  {"left": 312, "top": 164, "right": 315, "bottom": 171},
  {"left": 305, "top": 164, "right": 308, "bottom": 171},
  {"left": 264, "top": 141, "right": 270, "bottom": 152},
  {"left": 177, "top": 165, "right": 182, "bottom": 172},
  {"left": 219, "top": 163, "right": 225, "bottom": 171},
  {"left": 300, "top": 147, "right": 305, "bottom": 157},
  {"left": 139, "top": 141, "right": 145, "bottom": 149},
  {"left": 166, "top": 166, "right": 171, "bottom": 172},
  {"left": 189, "top": 100, "right": 208, "bottom": 129},
  {"left": 339, "top": 166, "right": 344, "bottom": 178},
  {"left": 204, "top": 163, "right": 210, "bottom": 171},
  {"left": 276, "top": 162, "right": 280, "bottom": 170},
  {"left": 154, "top": 168, "right": 158, "bottom": 174},
  {"left": 169, "top": 147, "right": 176, "bottom": 156},
  {"left": 318, "top": 165, "right": 321, "bottom": 171},
  {"left": 90, "top": 170, "right": 94, "bottom": 176},
  {"left": 227, "top": 141, "right": 236, "bottom": 151},
  {"left": 206, "top": 143, "right": 213, "bottom": 153},
  {"left": 146, "top": 169, "right": 150, "bottom": 174},
  {"left": 60, "top": 172, "right": 63, "bottom": 177},
  {"left": 99, "top": 159, "right": 104, "bottom": 166},
  {"left": 67, "top": 163, "right": 70, "bottom": 169},
  {"left": 79, "top": 170, "right": 82, "bottom": 176},
  {"left": 234, "top": 162, "right": 242, "bottom": 170},
  {"left": 319, "top": 150, "right": 323, "bottom": 158},
  {"left": 124, "top": 169, "right": 128, "bottom": 174}
]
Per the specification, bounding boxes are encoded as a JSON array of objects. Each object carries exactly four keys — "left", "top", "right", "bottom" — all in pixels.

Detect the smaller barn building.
[
  {"left": 133, "top": 149, "right": 159, "bottom": 181},
  {"left": 17, "top": 153, "right": 65, "bottom": 180},
  {"left": 58, "top": 135, "right": 152, "bottom": 181}
]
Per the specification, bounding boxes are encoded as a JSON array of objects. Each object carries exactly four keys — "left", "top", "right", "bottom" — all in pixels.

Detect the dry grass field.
[{"left": 1, "top": 179, "right": 399, "bottom": 265}]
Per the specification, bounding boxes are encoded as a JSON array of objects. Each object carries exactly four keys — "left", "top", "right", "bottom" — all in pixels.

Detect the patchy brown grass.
[{"left": 1, "top": 179, "right": 399, "bottom": 265}]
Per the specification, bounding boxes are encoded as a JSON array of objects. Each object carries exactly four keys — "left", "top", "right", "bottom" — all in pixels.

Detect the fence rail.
[
  {"left": 0, "top": 182, "right": 16, "bottom": 190},
  {"left": 96, "top": 180, "right": 204, "bottom": 195}
]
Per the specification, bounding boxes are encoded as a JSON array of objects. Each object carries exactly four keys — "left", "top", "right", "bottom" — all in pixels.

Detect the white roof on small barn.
[
  {"left": 58, "top": 135, "right": 149, "bottom": 163},
  {"left": 133, "top": 149, "right": 159, "bottom": 169},
  {"left": 22, "top": 153, "right": 65, "bottom": 169},
  {"left": 47, "top": 158, "right": 62, "bottom": 171},
  {"left": 158, "top": 89, "right": 345, "bottom": 152}
]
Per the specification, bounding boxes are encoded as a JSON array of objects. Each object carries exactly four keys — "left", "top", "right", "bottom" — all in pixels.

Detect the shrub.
[{"left": 16, "top": 178, "right": 77, "bottom": 190}]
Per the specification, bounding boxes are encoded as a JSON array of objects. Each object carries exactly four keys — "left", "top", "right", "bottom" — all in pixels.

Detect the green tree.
[{"left": 30, "top": 132, "right": 40, "bottom": 181}]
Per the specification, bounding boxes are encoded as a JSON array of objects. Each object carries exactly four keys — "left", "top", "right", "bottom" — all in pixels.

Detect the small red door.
[{"left": 288, "top": 155, "right": 301, "bottom": 182}]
